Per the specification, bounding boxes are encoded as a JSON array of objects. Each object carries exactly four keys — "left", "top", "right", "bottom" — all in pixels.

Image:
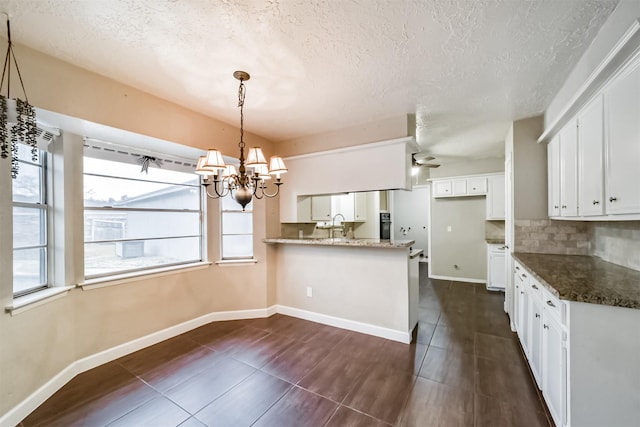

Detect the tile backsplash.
[
  {"left": 591, "top": 221, "right": 640, "bottom": 271},
  {"left": 514, "top": 219, "right": 590, "bottom": 255}
]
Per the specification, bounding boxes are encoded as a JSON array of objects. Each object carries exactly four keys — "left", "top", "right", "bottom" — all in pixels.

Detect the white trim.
[
  {"left": 429, "top": 274, "right": 486, "bottom": 284},
  {"left": 80, "top": 261, "right": 212, "bottom": 290},
  {"left": 0, "top": 302, "right": 413, "bottom": 426},
  {"left": 215, "top": 258, "right": 259, "bottom": 266},
  {"left": 284, "top": 136, "right": 416, "bottom": 161},
  {"left": 275, "top": 304, "right": 412, "bottom": 343},
  {"left": 0, "top": 306, "right": 273, "bottom": 427},
  {"left": 539, "top": 19, "right": 640, "bottom": 143},
  {"left": 5, "top": 286, "right": 75, "bottom": 315}
]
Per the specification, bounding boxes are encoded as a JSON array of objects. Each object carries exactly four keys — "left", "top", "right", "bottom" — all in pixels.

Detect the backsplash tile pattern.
[
  {"left": 514, "top": 219, "right": 590, "bottom": 255},
  {"left": 591, "top": 221, "right": 640, "bottom": 271}
]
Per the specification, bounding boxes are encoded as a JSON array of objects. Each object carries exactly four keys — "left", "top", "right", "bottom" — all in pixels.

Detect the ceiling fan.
[{"left": 412, "top": 152, "right": 440, "bottom": 168}]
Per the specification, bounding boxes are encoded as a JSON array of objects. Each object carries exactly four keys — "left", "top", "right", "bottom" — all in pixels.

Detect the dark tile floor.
[{"left": 20, "top": 264, "right": 551, "bottom": 426}]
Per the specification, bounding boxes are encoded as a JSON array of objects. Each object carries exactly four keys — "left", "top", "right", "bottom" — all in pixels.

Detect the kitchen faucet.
[{"left": 330, "top": 213, "right": 346, "bottom": 238}]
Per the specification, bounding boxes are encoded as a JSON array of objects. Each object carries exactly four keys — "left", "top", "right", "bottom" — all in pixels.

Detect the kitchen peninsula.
[{"left": 264, "top": 237, "right": 420, "bottom": 343}]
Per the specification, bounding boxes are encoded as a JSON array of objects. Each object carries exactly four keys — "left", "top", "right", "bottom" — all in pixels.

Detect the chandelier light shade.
[
  {"left": 0, "top": 15, "right": 37, "bottom": 179},
  {"left": 195, "top": 71, "right": 287, "bottom": 210}
]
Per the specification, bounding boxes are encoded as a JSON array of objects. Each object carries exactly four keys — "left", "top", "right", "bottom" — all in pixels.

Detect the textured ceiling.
[{"left": 0, "top": 0, "right": 619, "bottom": 159}]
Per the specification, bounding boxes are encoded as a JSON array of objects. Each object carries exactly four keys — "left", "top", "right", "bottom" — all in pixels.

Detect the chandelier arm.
[
  {"left": 255, "top": 180, "right": 283, "bottom": 199},
  {"left": 203, "top": 178, "right": 231, "bottom": 199}
]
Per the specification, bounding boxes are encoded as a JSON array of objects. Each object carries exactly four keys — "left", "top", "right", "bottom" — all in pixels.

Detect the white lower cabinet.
[
  {"left": 542, "top": 302, "right": 567, "bottom": 427},
  {"left": 513, "top": 262, "right": 567, "bottom": 426},
  {"left": 486, "top": 244, "right": 506, "bottom": 290}
]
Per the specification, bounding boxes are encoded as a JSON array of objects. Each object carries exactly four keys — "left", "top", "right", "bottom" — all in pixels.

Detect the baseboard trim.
[
  {"left": 429, "top": 274, "right": 486, "bottom": 284},
  {"left": 275, "top": 304, "right": 411, "bottom": 344},
  {"left": 0, "top": 307, "right": 273, "bottom": 427},
  {"left": 2, "top": 304, "right": 409, "bottom": 425}
]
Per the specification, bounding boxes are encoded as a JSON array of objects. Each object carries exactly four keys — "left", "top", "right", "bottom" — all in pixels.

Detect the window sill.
[
  {"left": 5, "top": 286, "right": 75, "bottom": 316},
  {"left": 80, "top": 261, "right": 212, "bottom": 290},
  {"left": 215, "top": 258, "right": 258, "bottom": 266}
]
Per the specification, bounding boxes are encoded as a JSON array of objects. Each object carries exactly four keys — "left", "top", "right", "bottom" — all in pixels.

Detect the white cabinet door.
[
  {"left": 311, "top": 195, "right": 332, "bottom": 221},
  {"left": 452, "top": 178, "right": 467, "bottom": 196},
  {"left": 542, "top": 312, "right": 567, "bottom": 427},
  {"left": 332, "top": 193, "right": 355, "bottom": 221},
  {"left": 468, "top": 177, "right": 487, "bottom": 195},
  {"left": 487, "top": 244, "right": 506, "bottom": 290},
  {"left": 354, "top": 192, "right": 368, "bottom": 221},
  {"left": 486, "top": 174, "right": 505, "bottom": 220},
  {"left": 548, "top": 136, "right": 561, "bottom": 217},
  {"left": 559, "top": 119, "right": 578, "bottom": 217},
  {"left": 433, "top": 180, "right": 452, "bottom": 197},
  {"left": 578, "top": 94, "right": 605, "bottom": 216},
  {"left": 605, "top": 60, "right": 640, "bottom": 214},
  {"left": 529, "top": 290, "right": 543, "bottom": 388}
]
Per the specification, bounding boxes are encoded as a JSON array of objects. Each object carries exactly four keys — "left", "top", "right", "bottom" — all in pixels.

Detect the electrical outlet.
[{"left": 306, "top": 287, "right": 313, "bottom": 297}]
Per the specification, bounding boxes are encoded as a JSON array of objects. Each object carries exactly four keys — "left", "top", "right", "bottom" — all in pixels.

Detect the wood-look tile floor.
[{"left": 20, "top": 264, "right": 551, "bottom": 426}]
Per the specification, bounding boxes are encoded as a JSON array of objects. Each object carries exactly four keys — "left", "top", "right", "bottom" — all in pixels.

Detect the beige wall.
[
  {"left": 512, "top": 116, "right": 547, "bottom": 220},
  {"left": 274, "top": 115, "right": 409, "bottom": 157},
  {"left": 429, "top": 158, "right": 504, "bottom": 281},
  {"left": 0, "top": 42, "right": 276, "bottom": 416}
]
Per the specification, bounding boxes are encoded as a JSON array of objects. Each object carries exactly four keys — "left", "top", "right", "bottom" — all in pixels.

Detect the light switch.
[
  {"left": 306, "top": 287, "right": 313, "bottom": 297},
  {"left": 447, "top": 225, "right": 452, "bottom": 232}
]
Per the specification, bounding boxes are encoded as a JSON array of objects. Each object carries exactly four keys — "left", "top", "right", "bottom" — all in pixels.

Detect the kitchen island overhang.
[{"left": 264, "top": 237, "right": 420, "bottom": 343}]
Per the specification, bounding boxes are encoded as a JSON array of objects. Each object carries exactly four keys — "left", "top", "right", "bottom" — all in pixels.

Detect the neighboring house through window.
[{"left": 83, "top": 142, "right": 203, "bottom": 279}]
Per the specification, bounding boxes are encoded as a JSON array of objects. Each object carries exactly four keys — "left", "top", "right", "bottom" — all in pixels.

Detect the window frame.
[
  {"left": 82, "top": 147, "right": 204, "bottom": 280},
  {"left": 12, "top": 146, "right": 49, "bottom": 297},
  {"left": 219, "top": 189, "right": 254, "bottom": 261}
]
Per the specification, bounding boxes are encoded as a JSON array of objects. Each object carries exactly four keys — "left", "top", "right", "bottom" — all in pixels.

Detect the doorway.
[{"left": 391, "top": 185, "right": 430, "bottom": 261}]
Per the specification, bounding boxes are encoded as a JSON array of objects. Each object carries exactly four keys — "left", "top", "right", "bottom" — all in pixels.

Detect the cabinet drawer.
[
  {"left": 528, "top": 277, "right": 543, "bottom": 297},
  {"left": 542, "top": 287, "right": 566, "bottom": 324}
]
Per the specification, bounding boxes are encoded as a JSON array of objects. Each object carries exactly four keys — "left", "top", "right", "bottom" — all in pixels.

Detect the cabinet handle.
[
  {"left": 532, "top": 284, "right": 538, "bottom": 290},
  {"left": 515, "top": 266, "right": 520, "bottom": 270},
  {"left": 554, "top": 205, "right": 559, "bottom": 209},
  {"left": 522, "top": 273, "right": 527, "bottom": 278},
  {"left": 535, "top": 313, "right": 540, "bottom": 318},
  {"left": 546, "top": 300, "right": 556, "bottom": 308},
  {"left": 609, "top": 196, "right": 617, "bottom": 202},
  {"left": 543, "top": 324, "right": 549, "bottom": 329},
  {"left": 561, "top": 205, "right": 567, "bottom": 209},
  {"left": 592, "top": 200, "right": 600, "bottom": 205},
  {"left": 520, "top": 291, "right": 524, "bottom": 295}
]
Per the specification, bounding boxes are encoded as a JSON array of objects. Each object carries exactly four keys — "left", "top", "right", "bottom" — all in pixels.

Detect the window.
[
  {"left": 220, "top": 191, "right": 253, "bottom": 259},
  {"left": 83, "top": 149, "right": 203, "bottom": 278},
  {"left": 13, "top": 144, "right": 47, "bottom": 296}
]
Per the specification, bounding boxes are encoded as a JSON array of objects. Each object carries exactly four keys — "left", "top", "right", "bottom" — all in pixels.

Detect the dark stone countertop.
[{"left": 512, "top": 252, "right": 640, "bottom": 309}]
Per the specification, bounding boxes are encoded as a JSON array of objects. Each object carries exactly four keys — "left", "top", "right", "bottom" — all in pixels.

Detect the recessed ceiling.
[{"left": 1, "top": 0, "right": 619, "bottom": 159}]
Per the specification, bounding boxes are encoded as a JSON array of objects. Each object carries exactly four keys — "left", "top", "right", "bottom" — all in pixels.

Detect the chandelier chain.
[{"left": 238, "top": 79, "right": 246, "bottom": 149}]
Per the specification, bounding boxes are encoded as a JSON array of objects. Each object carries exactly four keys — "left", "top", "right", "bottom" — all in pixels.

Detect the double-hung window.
[
  {"left": 220, "top": 188, "right": 253, "bottom": 260},
  {"left": 83, "top": 144, "right": 203, "bottom": 279},
  {"left": 12, "top": 144, "right": 48, "bottom": 296}
]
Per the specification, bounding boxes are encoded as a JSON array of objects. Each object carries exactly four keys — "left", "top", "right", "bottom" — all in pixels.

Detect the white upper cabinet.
[
  {"left": 605, "top": 60, "right": 640, "bottom": 215},
  {"left": 311, "top": 195, "right": 332, "bottom": 221},
  {"left": 432, "top": 175, "right": 489, "bottom": 198},
  {"left": 578, "top": 94, "right": 605, "bottom": 216},
  {"left": 548, "top": 136, "right": 561, "bottom": 217},
  {"left": 433, "top": 180, "right": 452, "bottom": 197},
  {"left": 468, "top": 177, "right": 487, "bottom": 195},
  {"left": 452, "top": 178, "right": 468, "bottom": 196},
  {"left": 486, "top": 174, "right": 505, "bottom": 220},
  {"left": 546, "top": 55, "right": 640, "bottom": 220},
  {"left": 559, "top": 118, "right": 578, "bottom": 217}
]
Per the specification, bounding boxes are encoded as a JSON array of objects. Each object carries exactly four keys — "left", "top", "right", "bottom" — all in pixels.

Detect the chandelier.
[
  {"left": 0, "top": 15, "right": 37, "bottom": 178},
  {"left": 195, "top": 71, "right": 287, "bottom": 211}
]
